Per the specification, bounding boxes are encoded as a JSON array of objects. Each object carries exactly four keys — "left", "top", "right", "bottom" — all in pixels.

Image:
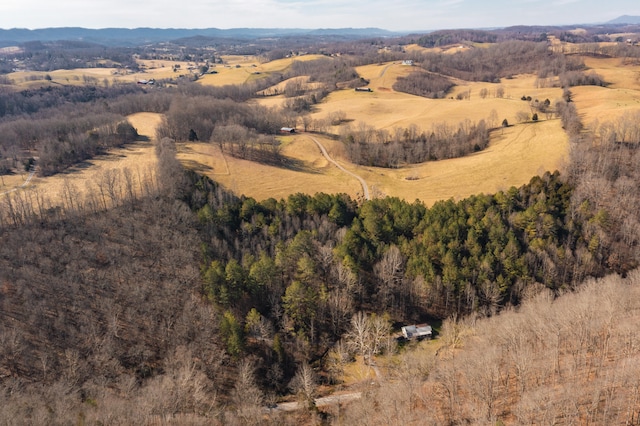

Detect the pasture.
[
  {"left": 403, "top": 43, "right": 473, "bottom": 55},
  {"left": 6, "top": 54, "right": 640, "bottom": 208},
  {"left": 5, "top": 60, "right": 195, "bottom": 88},
  {"left": 179, "top": 134, "right": 363, "bottom": 201},
  {"left": 198, "top": 54, "right": 326, "bottom": 87},
  {"left": 316, "top": 62, "right": 562, "bottom": 130},
  {"left": 183, "top": 119, "right": 567, "bottom": 205},
  {"left": 5, "top": 53, "right": 320, "bottom": 88},
  {"left": 1, "top": 113, "right": 161, "bottom": 208},
  {"left": 200, "top": 60, "right": 571, "bottom": 204},
  {"left": 571, "top": 56, "right": 640, "bottom": 123}
]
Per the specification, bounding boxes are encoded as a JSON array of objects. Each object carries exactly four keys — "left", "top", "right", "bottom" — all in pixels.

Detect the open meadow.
[
  {"left": 571, "top": 55, "right": 640, "bottom": 123},
  {"left": 223, "top": 60, "right": 570, "bottom": 203},
  {"left": 179, "top": 134, "right": 363, "bottom": 200},
  {"left": 4, "top": 54, "right": 327, "bottom": 88},
  {"left": 185, "top": 119, "right": 567, "bottom": 205},
  {"left": 198, "top": 54, "right": 326, "bottom": 87},
  {"left": 5, "top": 53, "right": 640, "bottom": 207},
  {"left": 322, "top": 62, "right": 561, "bottom": 129},
  {"left": 1, "top": 113, "right": 161, "bottom": 207},
  {"left": 6, "top": 61, "right": 196, "bottom": 88}
]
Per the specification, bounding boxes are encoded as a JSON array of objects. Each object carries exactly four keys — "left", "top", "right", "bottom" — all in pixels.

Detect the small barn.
[
  {"left": 280, "top": 127, "right": 296, "bottom": 134},
  {"left": 355, "top": 87, "right": 372, "bottom": 92},
  {"left": 401, "top": 324, "right": 432, "bottom": 340}
]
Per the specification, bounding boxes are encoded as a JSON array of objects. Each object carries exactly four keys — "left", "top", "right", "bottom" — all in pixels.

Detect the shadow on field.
[
  {"left": 231, "top": 150, "right": 319, "bottom": 174},
  {"left": 176, "top": 144, "right": 195, "bottom": 154},
  {"left": 180, "top": 159, "right": 213, "bottom": 173},
  {"left": 277, "top": 156, "right": 319, "bottom": 173},
  {"left": 61, "top": 161, "right": 95, "bottom": 174}
]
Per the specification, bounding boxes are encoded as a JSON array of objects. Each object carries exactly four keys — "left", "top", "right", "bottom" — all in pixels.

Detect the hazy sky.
[{"left": 1, "top": 0, "right": 639, "bottom": 31}]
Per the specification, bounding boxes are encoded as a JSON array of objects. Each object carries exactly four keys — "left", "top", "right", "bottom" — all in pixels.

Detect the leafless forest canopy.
[{"left": 1, "top": 25, "right": 640, "bottom": 424}]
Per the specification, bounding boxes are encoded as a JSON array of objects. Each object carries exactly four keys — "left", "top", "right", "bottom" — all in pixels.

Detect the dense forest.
[{"left": 1, "top": 27, "right": 640, "bottom": 424}]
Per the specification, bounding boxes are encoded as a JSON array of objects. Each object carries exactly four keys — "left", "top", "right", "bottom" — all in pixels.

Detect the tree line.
[
  {"left": 0, "top": 109, "right": 138, "bottom": 176},
  {"left": 408, "top": 40, "right": 585, "bottom": 83},
  {"left": 392, "top": 71, "right": 455, "bottom": 99},
  {"left": 340, "top": 119, "right": 490, "bottom": 167},
  {"left": 0, "top": 71, "right": 297, "bottom": 177},
  {"left": 0, "top": 84, "right": 144, "bottom": 119},
  {"left": 0, "top": 40, "right": 139, "bottom": 74},
  {"left": 416, "top": 29, "right": 499, "bottom": 47}
]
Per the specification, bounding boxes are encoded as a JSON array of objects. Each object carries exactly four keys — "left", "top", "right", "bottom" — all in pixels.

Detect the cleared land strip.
[
  {"left": 309, "top": 136, "right": 370, "bottom": 200},
  {"left": 265, "top": 392, "right": 363, "bottom": 413}
]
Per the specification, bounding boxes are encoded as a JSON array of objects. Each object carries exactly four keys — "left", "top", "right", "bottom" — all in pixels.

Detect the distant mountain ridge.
[
  {"left": 607, "top": 15, "right": 640, "bottom": 25},
  {"left": 0, "top": 27, "right": 401, "bottom": 47},
  {"left": 2, "top": 19, "right": 639, "bottom": 47}
]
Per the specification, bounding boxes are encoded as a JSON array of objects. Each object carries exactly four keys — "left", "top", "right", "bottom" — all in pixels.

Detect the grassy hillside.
[
  {"left": 1, "top": 113, "right": 160, "bottom": 209},
  {"left": 198, "top": 61, "right": 570, "bottom": 204},
  {"left": 571, "top": 56, "right": 640, "bottom": 122},
  {"left": 3, "top": 54, "right": 639, "bottom": 213},
  {"left": 6, "top": 56, "right": 633, "bottom": 208}
]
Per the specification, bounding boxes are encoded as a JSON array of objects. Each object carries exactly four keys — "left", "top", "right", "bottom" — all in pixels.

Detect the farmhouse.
[
  {"left": 402, "top": 60, "right": 414, "bottom": 66},
  {"left": 401, "top": 324, "right": 432, "bottom": 340},
  {"left": 136, "top": 78, "right": 155, "bottom": 85}
]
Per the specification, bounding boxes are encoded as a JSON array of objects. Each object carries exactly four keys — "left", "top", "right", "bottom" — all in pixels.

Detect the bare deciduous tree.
[
  {"left": 230, "top": 359, "right": 264, "bottom": 424},
  {"left": 289, "top": 362, "right": 317, "bottom": 410}
]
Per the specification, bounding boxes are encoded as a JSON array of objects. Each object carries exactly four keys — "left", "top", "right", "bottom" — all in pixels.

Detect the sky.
[{"left": 1, "top": 0, "right": 639, "bottom": 32}]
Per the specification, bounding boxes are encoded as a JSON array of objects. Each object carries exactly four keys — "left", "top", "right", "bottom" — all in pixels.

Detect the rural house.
[{"left": 401, "top": 324, "right": 432, "bottom": 340}]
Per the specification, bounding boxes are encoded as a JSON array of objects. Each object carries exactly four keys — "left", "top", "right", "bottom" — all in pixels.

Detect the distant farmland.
[{"left": 5, "top": 53, "right": 640, "bottom": 208}]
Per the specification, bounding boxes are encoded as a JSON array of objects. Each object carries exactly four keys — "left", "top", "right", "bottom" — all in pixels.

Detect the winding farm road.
[
  {"left": 308, "top": 136, "right": 370, "bottom": 200},
  {"left": 0, "top": 166, "right": 36, "bottom": 196}
]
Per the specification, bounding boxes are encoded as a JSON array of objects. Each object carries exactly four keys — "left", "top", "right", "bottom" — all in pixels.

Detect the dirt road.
[
  {"left": 309, "top": 136, "right": 370, "bottom": 200},
  {"left": 0, "top": 166, "right": 36, "bottom": 196}
]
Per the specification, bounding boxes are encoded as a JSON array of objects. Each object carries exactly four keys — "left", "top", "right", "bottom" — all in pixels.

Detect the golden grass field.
[
  {"left": 4, "top": 53, "right": 640, "bottom": 207},
  {"left": 310, "top": 64, "right": 558, "bottom": 131},
  {"left": 1, "top": 113, "right": 161, "bottom": 206},
  {"left": 4, "top": 53, "right": 327, "bottom": 89},
  {"left": 6, "top": 61, "right": 194, "bottom": 88},
  {"left": 189, "top": 57, "right": 572, "bottom": 204},
  {"left": 178, "top": 134, "right": 362, "bottom": 200},
  {"left": 198, "top": 54, "right": 326, "bottom": 87},
  {"left": 187, "top": 118, "right": 566, "bottom": 205},
  {"left": 571, "top": 56, "right": 640, "bottom": 123},
  {"left": 403, "top": 43, "right": 473, "bottom": 55}
]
